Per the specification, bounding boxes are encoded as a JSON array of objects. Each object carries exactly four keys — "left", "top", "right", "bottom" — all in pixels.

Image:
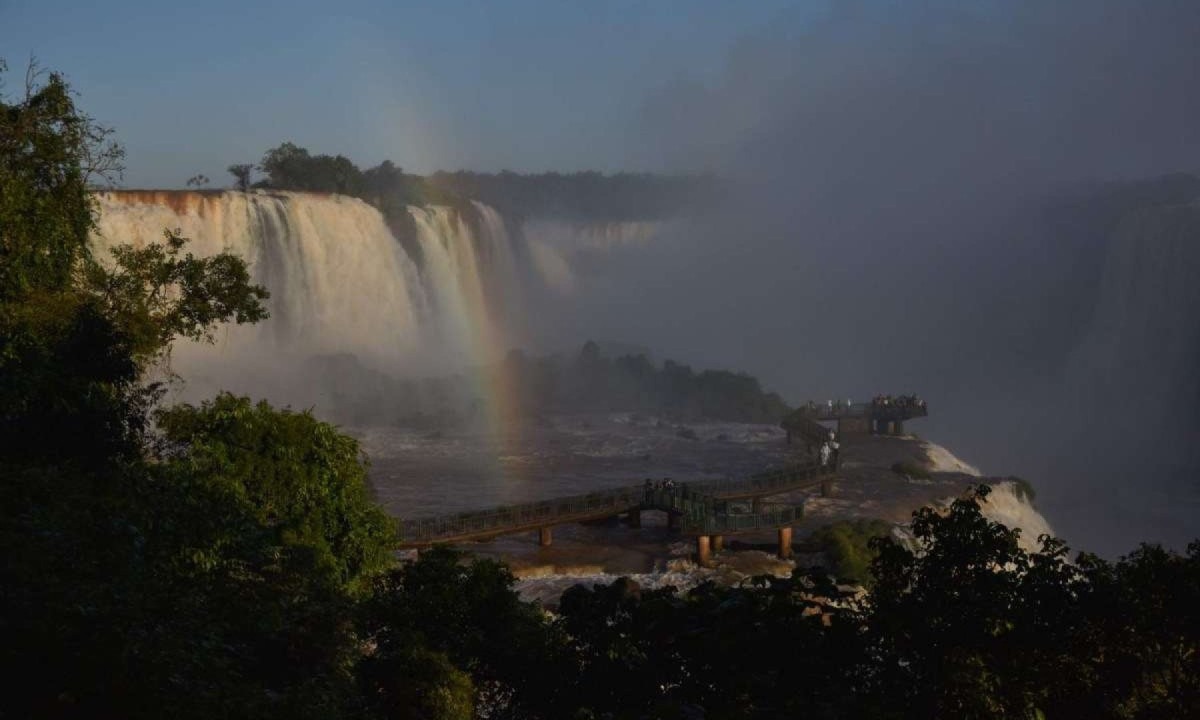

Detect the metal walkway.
[{"left": 397, "top": 462, "right": 832, "bottom": 548}]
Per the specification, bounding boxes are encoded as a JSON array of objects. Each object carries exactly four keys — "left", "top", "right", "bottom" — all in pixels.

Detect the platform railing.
[
  {"left": 399, "top": 486, "right": 644, "bottom": 542},
  {"left": 691, "top": 502, "right": 802, "bottom": 534},
  {"left": 792, "top": 401, "right": 928, "bottom": 421}
]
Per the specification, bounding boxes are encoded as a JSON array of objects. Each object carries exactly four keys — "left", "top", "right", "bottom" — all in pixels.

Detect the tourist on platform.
[{"left": 819, "top": 441, "right": 832, "bottom": 467}]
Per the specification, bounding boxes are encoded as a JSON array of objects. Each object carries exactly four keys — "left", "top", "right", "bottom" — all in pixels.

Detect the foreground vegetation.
[{"left": 3, "top": 63, "right": 1198, "bottom": 719}]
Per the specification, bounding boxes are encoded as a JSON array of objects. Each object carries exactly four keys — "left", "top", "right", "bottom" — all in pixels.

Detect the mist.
[{"left": 524, "top": 0, "right": 1200, "bottom": 555}]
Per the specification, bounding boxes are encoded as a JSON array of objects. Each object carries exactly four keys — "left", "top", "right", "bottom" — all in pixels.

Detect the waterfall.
[
  {"left": 520, "top": 218, "right": 669, "bottom": 294},
  {"left": 91, "top": 190, "right": 672, "bottom": 415},
  {"left": 93, "top": 191, "right": 434, "bottom": 403},
  {"left": 1067, "top": 198, "right": 1200, "bottom": 438}
]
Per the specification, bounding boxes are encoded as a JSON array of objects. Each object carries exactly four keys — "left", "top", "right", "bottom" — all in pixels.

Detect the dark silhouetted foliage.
[
  {"left": 227, "top": 162, "right": 253, "bottom": 190},
  {"left": 255, "top": 141, "right": 716, "bottom": 221}
]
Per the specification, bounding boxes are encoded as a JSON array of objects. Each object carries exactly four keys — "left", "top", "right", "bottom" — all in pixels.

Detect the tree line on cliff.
[
  {"left": 226, "top": 140, "right": 716, "bottom": 221},
  {"left": 3, "top": 61, "right": 1198, "bottom": 720}
]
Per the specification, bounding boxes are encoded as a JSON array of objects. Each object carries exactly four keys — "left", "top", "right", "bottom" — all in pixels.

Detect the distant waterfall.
[
  {"left": 521, "top": 218, "right": 668, "bottom": 294},
  {"left": 91, "top": 190, "right": 671, "bottom": 409},
  {"left": 1069, "top": 200, "right": 1200, "bottom": 426}
]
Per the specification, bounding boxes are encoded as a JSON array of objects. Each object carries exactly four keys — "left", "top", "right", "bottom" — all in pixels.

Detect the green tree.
[
  {"left": 359, "top": 547, "right": 569, "bottom": 719},
  {"left": 0, "top": 62, "right": 373, "bottom": 718},
  {"left": 805, "top": 518, "right": 894, "bottom": 585},
  {"left": 259, "top": 141, "right": 364, "bottom": 195},
  {"left": 864, "top": 486, "right": 1074, "bottom": 718},
  {"left": 156, "top": 393, "right": 395, "bottom": 593},
  {"left": 0, "top": 59, "right": 122, "bottom": 300},
  {"left": 1075, "top": 542, "right": 1200, "bottom": 719},
  {"left": 227, "top": 162, "right": 254, "bottom": 190},
  {"left": 87, "top": 230, "right": 268, "bottom": 363}
]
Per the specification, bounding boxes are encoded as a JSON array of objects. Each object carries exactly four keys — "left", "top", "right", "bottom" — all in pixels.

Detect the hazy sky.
[{"left": 1, "top": 0, "right": 819, "bottom": 187}]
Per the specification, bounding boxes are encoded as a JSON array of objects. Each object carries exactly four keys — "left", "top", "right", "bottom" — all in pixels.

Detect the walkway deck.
[{"left": 397, "top": 462, "right": 831, "bottom": 548}]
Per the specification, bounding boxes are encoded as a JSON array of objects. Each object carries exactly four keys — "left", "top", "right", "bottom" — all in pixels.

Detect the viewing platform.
[{"left": 782, "top": 395, "right": 928, "bottom": 439}]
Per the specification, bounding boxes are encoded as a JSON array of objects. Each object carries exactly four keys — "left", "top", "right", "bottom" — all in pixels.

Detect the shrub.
[{"left": 805, "top": 519, "right": 895, "bottom": 585}]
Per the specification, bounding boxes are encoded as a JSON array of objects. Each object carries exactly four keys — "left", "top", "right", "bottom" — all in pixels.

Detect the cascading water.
[
  {"left": 521, "top": 218, "right": 669, "bottom": 294},
  {"left": 1070, "top": 199, "right": 1200, "bottom": 409},
  {"left": 94, "top": 191, "right": 432, "bottom": 404},
  {"left": 91, "top": 190, "right": 671, "bottom": 416}
]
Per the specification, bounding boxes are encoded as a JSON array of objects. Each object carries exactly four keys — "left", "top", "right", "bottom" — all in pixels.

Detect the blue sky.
[{"left": 1, "top": 0, "right": 818, "bottom": 186}]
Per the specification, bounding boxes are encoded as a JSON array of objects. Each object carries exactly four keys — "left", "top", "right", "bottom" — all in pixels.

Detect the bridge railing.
[
  {"left": 691, "top": 462, "right": 827, "bottom": 497},
  {"left": 692, "top": 502, "right": 803, "bottom": 534},
  {"left": 793, "top": 402, "right": 872, "bottom": 420},
  {"left": 642, "top": 489, "right": 802, "bottom": 534},
  {"left": 399, "top": 462, "right": 831, "bottom": 544},
  {"left": 399, "top": 485, "right": 644, "bottom": 543},
  {"left": 790, "top": 401, "right": 929, "bottom": 422}
]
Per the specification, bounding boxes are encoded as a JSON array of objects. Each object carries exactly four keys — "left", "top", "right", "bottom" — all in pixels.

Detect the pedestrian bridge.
[{"left": 397, "top": 462, "right": 836, "bottom": 565}]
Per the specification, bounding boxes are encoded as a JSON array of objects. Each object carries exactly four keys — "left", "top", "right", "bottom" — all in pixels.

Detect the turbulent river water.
[{"left": 353, "top": 411, "right": 1054, "bottom": 604}]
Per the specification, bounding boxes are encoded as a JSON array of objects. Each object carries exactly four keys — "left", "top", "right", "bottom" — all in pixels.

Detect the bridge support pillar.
[
  {"left": 668, "top": 512, "right": 681, "bottom": 532},
  {"left": 538, "top": 527, "right": 553, "bottom": 547},
  {"left": 627, "top": 509, "right": 641, "bottom": 528},
  {"left": 777, "top": 527, "right": 793, "bottom": 559},
  {"left": 696, "top": 535, "right": 713, "bottom": 567},
  {"left": 712, "top": 535, "right": 724, "bottom": 553}
]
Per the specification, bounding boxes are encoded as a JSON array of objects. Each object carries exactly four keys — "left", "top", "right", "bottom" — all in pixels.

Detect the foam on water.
[
  {"left": 977, "top": 480, "right": 1056, "bottom": 553},
  {"left": 922, "top": 440, "right": 982, "bottom": 476},
  {"left": 512, "top": 550, "right": 796, "bottom": 606}
]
